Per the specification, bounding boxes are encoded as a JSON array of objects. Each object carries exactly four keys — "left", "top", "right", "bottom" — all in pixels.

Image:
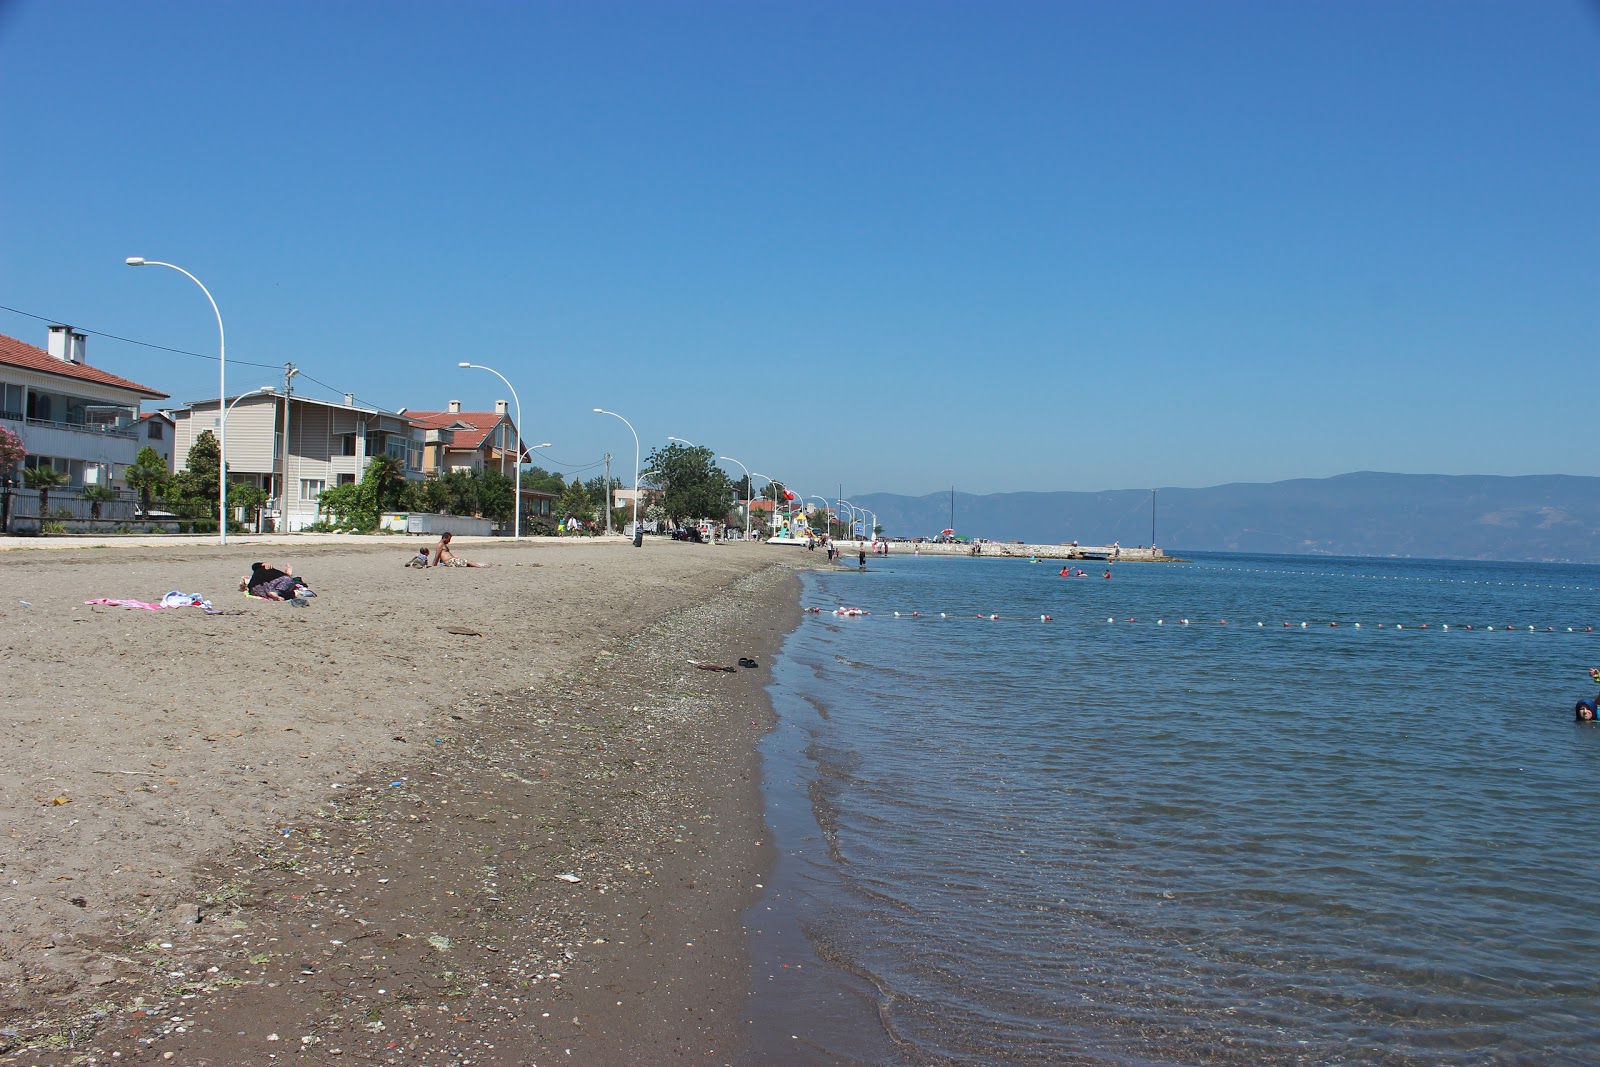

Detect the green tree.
[
  {"left": 583, "top": 474, "right": 620, "bottom": 514},
  {"left": 440, "top": 468, "right": 482, "bottom": 517},
  {"left": 23, "top": 465, "right": 68, "bottom": 520},
  {"left": 365, "top": 454, "right": 408, "bottom": 513},
  {"left": 171, "top": 431, "right": 222, "bottom": 522},
  {"left": 642, "top": 443, "right": 731, "bottom": 527},
  {"left": 124, "top": 446, "right": 170, "bottom": 514},
  {"left": 556, "top": 480, "right": 595, "bottom": 526},
  {"left": 522, "top": 466, "right": 565, "bottom": 495},
  {"left": 314, "top": 457, "right": 416, "bottom": 532},
  {"left": 479, "top": 469, "right": 516, "bottom": 526},
  {"left": 81, "top": 483, "right": 116, "bottom": 522}
]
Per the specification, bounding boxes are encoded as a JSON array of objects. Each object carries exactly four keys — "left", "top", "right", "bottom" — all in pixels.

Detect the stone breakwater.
[{"left": 813, "top": 539, "right": 1170, "bottom": 561}]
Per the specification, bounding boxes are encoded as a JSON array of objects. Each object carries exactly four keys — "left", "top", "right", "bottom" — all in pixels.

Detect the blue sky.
[{"left": 2, "top": 0, "right": 1596, "bottom": 497}]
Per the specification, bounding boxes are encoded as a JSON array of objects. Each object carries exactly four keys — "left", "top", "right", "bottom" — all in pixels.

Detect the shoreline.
[{"left": 0, "top": 538, "right": 813, "bottom": 1063}]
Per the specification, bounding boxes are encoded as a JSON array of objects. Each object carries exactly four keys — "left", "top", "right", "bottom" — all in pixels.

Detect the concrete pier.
[{"left": 822, "top": 540, "right": 1170, "bottom": 562}]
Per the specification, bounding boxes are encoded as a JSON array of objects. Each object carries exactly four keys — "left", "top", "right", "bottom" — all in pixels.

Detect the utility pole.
[
  {"left": 280, "top": 362, "right": 298, "bottom": 532},
  {"left": 603, "top": 452, "right": 613, "bottom": 535}
]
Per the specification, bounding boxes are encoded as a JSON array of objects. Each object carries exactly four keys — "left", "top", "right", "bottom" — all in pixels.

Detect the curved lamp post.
[
  {"left": 807, "top": 495, "right": 833, "bottom": 538},
  {"left": 751, "top": 471, "right": 775, "bottom": 536},
  {"left": 458, "top": 362, "right": 524, "bottom": 540},
  {"left": 224, "top": 387, "right": 274, "bottom": 530},
  {"left": 666, "top": 435, "right": 697, "bottom": 447},
  {"left": 594, "top": 408, "right": 640, "bottom": 546},
  {"left": 125, "top": 257, "right": 228, "bottom": 544},
  {"left": 718, "top": 454, "right": 753, "bottom": 536},
  {"left": 838, "top": 498, "right": 858, "bottom": 541}
]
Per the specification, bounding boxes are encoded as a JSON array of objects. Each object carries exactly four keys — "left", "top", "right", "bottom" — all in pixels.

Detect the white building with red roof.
[{"left": 0, "top": 326, "right": 170, "bottom": 488}]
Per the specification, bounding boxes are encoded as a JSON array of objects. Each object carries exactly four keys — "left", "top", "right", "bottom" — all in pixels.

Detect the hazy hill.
[{"left": 853, "top": 472, "right": 1600, "bottom": 564}]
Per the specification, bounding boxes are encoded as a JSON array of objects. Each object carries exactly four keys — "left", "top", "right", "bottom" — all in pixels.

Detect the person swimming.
[{"left": 1576, "top": 699, "right": 1597, "bottom": 722}]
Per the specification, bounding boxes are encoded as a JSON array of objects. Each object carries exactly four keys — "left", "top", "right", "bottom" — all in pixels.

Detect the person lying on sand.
[
  {"left": 241, "top": 562, "right": 316, "bottom": 601},
  {"left": 430, "top": 532, "right": 491, "bottom": 568}
]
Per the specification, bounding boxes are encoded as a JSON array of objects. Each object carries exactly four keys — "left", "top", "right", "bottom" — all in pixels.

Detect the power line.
[{"left": 0, "top": 303, "right": 282, "bottom": 371}]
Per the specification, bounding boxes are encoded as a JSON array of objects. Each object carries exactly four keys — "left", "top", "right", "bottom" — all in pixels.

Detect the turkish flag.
[{"left": 782, "top": 489, "right": 795, "bottom": 501}]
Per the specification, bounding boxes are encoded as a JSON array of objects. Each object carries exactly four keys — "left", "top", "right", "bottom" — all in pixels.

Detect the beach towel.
[{"left": 86, "top": 596, "right": 226, "bottom": 614}]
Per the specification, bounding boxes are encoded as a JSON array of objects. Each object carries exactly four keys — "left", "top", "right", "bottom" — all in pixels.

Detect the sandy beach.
[{"left": 0, "top": 535, "right": 818, "bottom": 1065}]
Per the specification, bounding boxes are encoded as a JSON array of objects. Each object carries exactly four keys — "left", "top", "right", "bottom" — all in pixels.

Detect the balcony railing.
[{"left": 20, "top": 415, "right": 139, "bottom": 439}]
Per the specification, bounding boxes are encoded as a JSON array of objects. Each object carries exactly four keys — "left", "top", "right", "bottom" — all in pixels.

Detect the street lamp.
[
  {"left": 838, "top": 498, "right": 857, "bottom": 540},
  {"left": 126, "top": 257, "right": 228, "bottom": 544},
  {"left": 667, "top": 436, "right": 697, "bottom": 447},
  {"left": 807, "top": 495, "right": 834, "bottom": 539},
  {"left": 594, "top": 408, "right": 641, "bottom": 547},
  {"left": 718, "top": 455, "right": 753, "bottom": 537},
  {"left": 751, "top": 471, "right": 775, "bottom": 536},
  {"left": 459, "top": 362, "right": 524, "bottom": 540}
]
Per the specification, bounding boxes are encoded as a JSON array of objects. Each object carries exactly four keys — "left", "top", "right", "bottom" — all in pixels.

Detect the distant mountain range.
[{"left": 853, "top": 472, "right": 1600, "bottom": 564}]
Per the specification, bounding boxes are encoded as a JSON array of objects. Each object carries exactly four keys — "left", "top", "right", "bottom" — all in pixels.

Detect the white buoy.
[{"left": 1354, "top": 622, "right": 1361, "bottom": 628}]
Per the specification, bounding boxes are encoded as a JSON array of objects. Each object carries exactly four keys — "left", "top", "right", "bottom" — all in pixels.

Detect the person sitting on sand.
[
  {"left": 430, "top": 532, "right": 490, "bottom": 568},
  {"left": 242, "top": 561, "right": 313, "bottom": 601}
]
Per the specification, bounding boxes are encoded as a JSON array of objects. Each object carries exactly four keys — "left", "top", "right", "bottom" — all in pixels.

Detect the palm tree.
[
  {"left": 81, "top": 484, "right": 116, "bottom": 523},
  {"left": 22, "top": 466, "right": 69, "bottom": 525},
  {"left": 364, "top": 454, "right": 405, "bottom": 512}
]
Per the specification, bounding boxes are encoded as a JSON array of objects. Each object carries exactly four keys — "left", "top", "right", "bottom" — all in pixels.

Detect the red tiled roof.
[
  {"left": 0, "top": 332, "right": 169, "bottom": 399},
  {"left": 406, "top": 410, "right": 526, "bottom": 458}
]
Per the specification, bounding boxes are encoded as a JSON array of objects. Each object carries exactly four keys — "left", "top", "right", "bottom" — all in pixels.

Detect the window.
[
  {"left": 337, "top": 473, "right": 355, "bottom": 486},
  {"left": 147, "top": 420, "right": 164, "bottom": 440},
  {"left": 340, "top": 434, "right": 358, "bottom": 457},
  {"left": 1, "top": 383, "right": 21, "bottom": 420},
  {"left": 300, "top": 478, "right": 325, "bottom": 502}
]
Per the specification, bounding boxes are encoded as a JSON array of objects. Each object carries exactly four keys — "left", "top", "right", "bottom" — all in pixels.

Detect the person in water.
[{"left": 1576, "top": 699, "right": 1597, "bottom": 722}]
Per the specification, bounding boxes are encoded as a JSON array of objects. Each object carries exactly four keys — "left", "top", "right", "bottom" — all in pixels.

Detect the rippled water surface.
[{"left": 746, "top": 552, "right": 1600, "bottom": 1066}]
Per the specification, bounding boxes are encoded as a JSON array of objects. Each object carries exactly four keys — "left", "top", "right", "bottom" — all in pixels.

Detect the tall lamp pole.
[
  {"left": 751, "top": 472, "right": 775, "bottom": 536},
  {"left": 838, "top": 498, "right": 857, "bottom": 540},
  {"left": 1150, "top": 488, "right": 1157, "bottom": 548},
  {"left": 808, "top": 495, "right": 832, "bottom": 538},
  {"left": 718, "top": 455, "right": 753, "bottom": 537},
  {"left": 594, "top": 408, "right": 641, "bottom": 547},
  {"left": 125, "top": 257, "right": 228, "bottom": 544},
  {"left": 458, "top": 362, "right": 524, "bottom": 540}
]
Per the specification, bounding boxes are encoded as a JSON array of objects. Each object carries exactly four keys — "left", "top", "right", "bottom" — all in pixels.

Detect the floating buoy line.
[
  {"left": 806, "top": 607, "right": 1596, "bottom": 632},
  {"left": 1199, "top": 563, "right": 1600, "bottom": 594}
]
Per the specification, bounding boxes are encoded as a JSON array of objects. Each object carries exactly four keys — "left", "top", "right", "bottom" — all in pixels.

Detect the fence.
[{"left": 0, "top": 486, "right": 177, "bottom": 534}]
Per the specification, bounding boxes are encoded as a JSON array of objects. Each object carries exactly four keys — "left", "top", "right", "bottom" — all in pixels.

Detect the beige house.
[
  {"left": 405, "top": 400, "right": 524, "bottom": 477},
  {"left": 170, "top": 391, "right": 422, "bottom": 532}
]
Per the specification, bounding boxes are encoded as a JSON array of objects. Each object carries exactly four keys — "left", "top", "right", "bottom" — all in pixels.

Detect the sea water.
[{"left": 744, "top": 552, "right": 1600, "bottom": 1066}]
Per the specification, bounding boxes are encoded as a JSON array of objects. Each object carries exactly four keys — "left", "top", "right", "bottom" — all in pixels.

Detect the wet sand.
[{"left": 0, "top": 535, "right": 814, "bottom": 1064}]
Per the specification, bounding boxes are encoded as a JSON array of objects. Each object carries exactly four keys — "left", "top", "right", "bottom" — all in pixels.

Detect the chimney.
[
  {"left": 47, "top": 325, "right": 86, "bottom": 364},
  {"left": 448, "top": 400, "right": 462, "bottom": 414},
  {"left": 343, "top": 393, "right": 355, "bottom": 406},
  {"left": 495, "top": 400, "right": 508, "bottom": 416}
]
